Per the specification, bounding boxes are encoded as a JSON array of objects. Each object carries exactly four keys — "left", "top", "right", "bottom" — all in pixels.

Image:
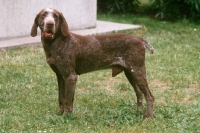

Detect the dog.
[{"left": 30, "top": 8, "right": 155, "bottom": 119}]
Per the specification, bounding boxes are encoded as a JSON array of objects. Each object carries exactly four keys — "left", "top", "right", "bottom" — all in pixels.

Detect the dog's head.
[{"left": 30, "top": 8, "right": 69, "bottom": 40}]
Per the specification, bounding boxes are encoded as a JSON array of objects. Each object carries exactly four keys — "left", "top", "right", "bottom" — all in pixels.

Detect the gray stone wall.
[{"left": 0, "top": 0, "right": 96, "bottom": 39}]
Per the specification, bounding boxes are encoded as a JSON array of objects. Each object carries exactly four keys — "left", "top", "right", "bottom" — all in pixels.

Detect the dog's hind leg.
[
  {"left": 124, "top": 70, "right": 143, "bottom": 109},
  {"left": 130, "top": 66, "right": 154, "bottom": 119},
  {"left": 112, "top": 66, "right": 144, "bottom": 109}
]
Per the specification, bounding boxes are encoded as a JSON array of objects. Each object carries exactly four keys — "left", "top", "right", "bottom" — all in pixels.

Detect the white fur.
[
  {"left": 45, "top": 8, "right": 53, "bottom": 13},
  {"left": 43, "top": 8, "right": 55, "bottom": 33}
]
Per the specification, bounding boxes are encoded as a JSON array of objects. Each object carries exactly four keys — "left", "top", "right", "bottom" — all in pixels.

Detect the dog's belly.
[{"left": 75, "top": 55, "right": 126, "bottom": 75}]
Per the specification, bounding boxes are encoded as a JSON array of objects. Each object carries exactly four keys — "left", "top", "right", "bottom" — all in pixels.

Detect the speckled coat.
[{"left": 31, "top": 8, "right": 155, "bottom": 119}]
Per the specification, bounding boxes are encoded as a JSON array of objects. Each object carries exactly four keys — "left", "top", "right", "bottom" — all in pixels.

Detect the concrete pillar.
[{"left": 0, "top": 0, "right": 96, "bottom": 39}]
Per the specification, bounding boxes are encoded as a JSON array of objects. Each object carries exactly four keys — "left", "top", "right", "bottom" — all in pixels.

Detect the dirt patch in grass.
[
  {"left": 150, "top": 79, "right": 170, "bottom": 91},
  {"left": 176, "top": 83, "right": 199, "bottom": 104},
  {"left": 149, "top": 79, "right": 199, "bottom": 105}
]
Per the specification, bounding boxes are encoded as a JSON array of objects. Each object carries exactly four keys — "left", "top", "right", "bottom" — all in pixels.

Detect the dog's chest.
[
  {"left": 44, "top": 47, "right": 61, "bottom": 65},
  {"left": 46, "top": 56, "right": 55, "bottom": 64},
  {"left": 43, "top": 40, "right": 66, "bottom": 65},
  {"left": 45, "top": 47, "right": 73, "bottom": 68}
]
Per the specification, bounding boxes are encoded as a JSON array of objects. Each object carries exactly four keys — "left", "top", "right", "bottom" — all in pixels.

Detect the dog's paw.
[{"left": 143, "top": 114, "right": 153, "bottom": 120}]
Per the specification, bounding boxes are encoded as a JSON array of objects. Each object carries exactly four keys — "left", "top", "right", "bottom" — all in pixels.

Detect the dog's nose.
[{"left": 46, "top": 22, "right": 54, "bottom": 27}]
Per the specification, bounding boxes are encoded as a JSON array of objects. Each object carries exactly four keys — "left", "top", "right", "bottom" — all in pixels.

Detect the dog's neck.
[{"left": 41, "top": 29, "right": 60, "bottom": 55}]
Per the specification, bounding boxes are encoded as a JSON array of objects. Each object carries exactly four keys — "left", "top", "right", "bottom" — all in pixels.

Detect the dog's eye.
[
  {"left": 42, "top": 11, "right": 48, "bottom": 17},
  {"left": 53, "top": 13, "right": 58, "bottom": 20}
]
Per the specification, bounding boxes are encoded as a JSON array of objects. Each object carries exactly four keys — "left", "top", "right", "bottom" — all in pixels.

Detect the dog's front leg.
[
  {"left": 62, "top": 73, "right": 77, "bottom": 116},
  {"left": 56, "top": 73, "right": 65, "bottom": 114},
  {"left": 50, "top": 65, "right": 66, "bottom": 114}
]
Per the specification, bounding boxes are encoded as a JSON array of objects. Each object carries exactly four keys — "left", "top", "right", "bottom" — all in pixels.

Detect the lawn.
[{"left": 0, "top": 13, "right": 200, "bottom": 132}]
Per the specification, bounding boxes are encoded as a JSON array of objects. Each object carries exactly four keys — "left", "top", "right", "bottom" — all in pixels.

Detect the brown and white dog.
[{"left": 31, "top": 8, "right": 155, "bottom": 119}]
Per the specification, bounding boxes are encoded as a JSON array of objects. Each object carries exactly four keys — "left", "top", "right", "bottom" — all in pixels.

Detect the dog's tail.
[
  {"left": 139, "top": 37, "right": 154, "bottom": 54},
  {"left": 144, "top": 41, "right": 154, "bottom": 54}
]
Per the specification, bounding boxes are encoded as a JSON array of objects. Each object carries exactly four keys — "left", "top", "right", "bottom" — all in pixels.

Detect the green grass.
[{"left": 1, "top": 13, "right": 200, "bottom": 132}]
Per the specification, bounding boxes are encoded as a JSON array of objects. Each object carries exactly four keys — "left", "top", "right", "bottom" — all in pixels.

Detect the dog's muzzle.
[{"left": 43, "top": 17, "right": 55, "bottom": 40}]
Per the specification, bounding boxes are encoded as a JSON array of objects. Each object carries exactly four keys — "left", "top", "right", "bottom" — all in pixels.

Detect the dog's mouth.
[{"left": 42, "top": 31, "right": 55, "bottom": 40}]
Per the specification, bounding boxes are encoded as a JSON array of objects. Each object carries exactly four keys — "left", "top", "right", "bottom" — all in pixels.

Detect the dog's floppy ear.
[
  {"left": 59, "top": 12, "right": 69, "bottom": 36},
  {"left": 30, "top": 14, "right": 39, "bottom": 37}
]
